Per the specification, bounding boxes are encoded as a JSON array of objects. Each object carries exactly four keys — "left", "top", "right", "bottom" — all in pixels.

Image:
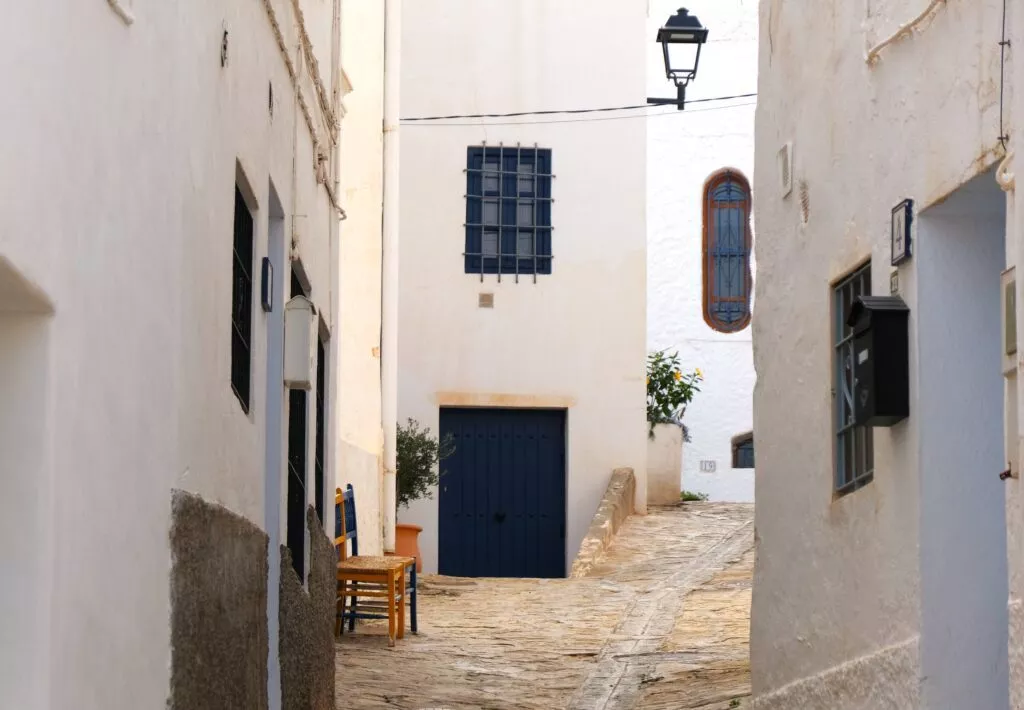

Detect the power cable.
[
  {"left": 400, "top": 92, "right": 757, "bottom": 122},
  {"left": 399, "top": 101, "right": 756, "bottom": 127}
]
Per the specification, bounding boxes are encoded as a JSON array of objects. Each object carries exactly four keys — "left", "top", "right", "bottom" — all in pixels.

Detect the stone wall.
[
  {"left": 750, "top": 638, "right": 919, "bottom": 710},
  {"left": 569, "top": 468, "right": 636, "bottom": 579},
  {"left": 168, "top": 490, "right": 269, "bottom": 710},
  {"left": 279, "top": 508, "right": 336, "bottom": 710}
]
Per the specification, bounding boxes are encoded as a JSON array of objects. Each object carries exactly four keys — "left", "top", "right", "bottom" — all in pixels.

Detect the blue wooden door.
[{"left": 438, "top": 408, "right": 567, "bottom": 578}]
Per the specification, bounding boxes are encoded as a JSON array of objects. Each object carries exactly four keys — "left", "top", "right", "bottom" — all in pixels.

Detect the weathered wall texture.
[
  {"left": 750, "top": 638, "right": 919, "bottom": 710},
  {"left": 397, "top": 0, "right": 648, "bottom": 574},
  {"left": 169, "top": 491, "right": 269, "bottom": 710},
  {"left": 279, "top": 509, "right": 336, "bottom": 710},
  {"left": 570, "top": 469, "right": 637, "bottom": 579},
  {"left": 647, "top": 424, "right": 683, "bottom": 505},
  {"left": 751, "top": 0, "right": 1018, "bottom": 705},
  {"left": 646, "top": 0, "right": 757, "bottom": 504}
]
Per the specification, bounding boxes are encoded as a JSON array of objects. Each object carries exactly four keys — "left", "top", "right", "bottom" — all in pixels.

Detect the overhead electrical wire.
[
  {"left": 400, "top": 92, "right": 757, "bottom": 123},
  {"left": 400, "top": 100, "right": 757, "bottom": 127}
]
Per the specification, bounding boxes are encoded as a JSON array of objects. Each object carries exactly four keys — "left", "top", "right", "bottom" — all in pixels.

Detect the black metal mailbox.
[{"left": 845, "top": 295, "right": 910, "bottom": 427}]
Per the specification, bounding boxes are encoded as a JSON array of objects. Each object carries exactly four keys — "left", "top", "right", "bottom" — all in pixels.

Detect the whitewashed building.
[
  {"left": 0, "top": 1, "right": 395, "bottom": 707},
  {"left": 397, "top": 0, "right": 648, "bottom": 576},
  {"left": 647, "top": 0, "right": 757, "bottom": 502},
  {"left": 750, "top": 0, "right": 1021, "bottom": 708}
]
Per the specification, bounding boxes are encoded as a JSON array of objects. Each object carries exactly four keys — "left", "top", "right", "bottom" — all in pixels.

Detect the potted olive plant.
[
  {"left": 646, "top": 350, "right": 702, "bottom": 505},
  {"left": 394, "top": 418, "right": 455, "bottom": 571}
]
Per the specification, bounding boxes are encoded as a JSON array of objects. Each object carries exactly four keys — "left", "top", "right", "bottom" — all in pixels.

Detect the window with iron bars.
[
  {"left": 834, "top": 262, "right": 874, "bottom": 495},
  {"left": 465, "top": 146, "right": 553, "bottom": 281},
  {"left": 231, "top": 184, "right": 254, "bottom": 413}
]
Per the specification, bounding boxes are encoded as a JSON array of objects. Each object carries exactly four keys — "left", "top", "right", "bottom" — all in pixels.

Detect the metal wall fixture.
[{"left": 647, "top": 8, "right": 709, "bottom": 110}]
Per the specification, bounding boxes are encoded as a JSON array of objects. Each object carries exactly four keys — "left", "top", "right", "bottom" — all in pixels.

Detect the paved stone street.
[{"left": 335, "top": 503, "right": 754, "bottom": 710}]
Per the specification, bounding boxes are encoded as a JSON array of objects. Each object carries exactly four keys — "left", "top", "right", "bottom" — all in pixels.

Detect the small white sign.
[
  {"left": 891, "top": 199, "right": 913, "bottom": 265},
  {"left": 699, "top": 460, "right": 717, "bottom": 473}
]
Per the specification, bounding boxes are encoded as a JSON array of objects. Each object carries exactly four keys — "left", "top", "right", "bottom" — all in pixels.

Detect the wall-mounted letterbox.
[
  {"left": 845, "top": 295, "right": 910, "bottom": 427},
  {"left": 284, "top": 295, "right": 317, "bottom": 390}
]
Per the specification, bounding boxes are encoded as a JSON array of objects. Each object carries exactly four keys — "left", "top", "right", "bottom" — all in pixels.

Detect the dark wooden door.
[{"left": 438, "top": 408, "right": 566, "bottom": 578}]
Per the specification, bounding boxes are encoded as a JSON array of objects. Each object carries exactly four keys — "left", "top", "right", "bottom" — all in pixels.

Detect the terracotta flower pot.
[{"left": 394, "top": 523, "right": 423, "bottom": 572}]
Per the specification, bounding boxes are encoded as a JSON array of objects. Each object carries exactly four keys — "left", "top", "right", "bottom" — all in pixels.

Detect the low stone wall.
[
  {"left": 168, "top": 490, "right": 270, "bottom": 710},
  {"left": 569, "top": 468, "right": 636, "bottom": 579},
  {"left": 279, "top": 508, "right": 336, "bottom": 710}
]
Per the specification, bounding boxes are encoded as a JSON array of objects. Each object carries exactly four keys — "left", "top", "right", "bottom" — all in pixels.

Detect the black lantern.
[{"left": 648, "top": 8, "right": 709, "bottom": 110}]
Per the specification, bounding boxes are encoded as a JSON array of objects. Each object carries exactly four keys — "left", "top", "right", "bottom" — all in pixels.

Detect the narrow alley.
[{"left": 335, "top": 503, "right": 754, "bottom": 710}]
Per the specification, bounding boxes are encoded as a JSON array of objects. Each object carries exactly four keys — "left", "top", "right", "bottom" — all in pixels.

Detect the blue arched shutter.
[{"left": 703, "top": 170, "right": 752, "bottom": 332}]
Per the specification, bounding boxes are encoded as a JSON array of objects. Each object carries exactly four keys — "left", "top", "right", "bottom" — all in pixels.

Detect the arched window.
[{"left": 702, "top": 170, "right": 752, "bottom": 332}]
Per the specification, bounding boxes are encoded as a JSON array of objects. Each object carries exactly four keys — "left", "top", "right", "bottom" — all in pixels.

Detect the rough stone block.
[
  {"left": 279, "top": 507, "right": 336, "bottom": 710},
  {"left": 169, "top": 489, "right": 269, "bottom": 710}
]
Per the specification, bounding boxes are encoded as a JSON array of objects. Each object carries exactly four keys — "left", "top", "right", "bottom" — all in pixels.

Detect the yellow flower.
[
  {"left": 673, "top": 371, "right": 682, "bottom": 381},
  {"left": 695, "top": 368, "right": 704, "bottom": 379},
  {"left": 646, "top": 376, "right": 650, "bottom": 385}
]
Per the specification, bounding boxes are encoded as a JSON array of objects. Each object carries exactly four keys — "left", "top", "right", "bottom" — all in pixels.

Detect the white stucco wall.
[
  {"left": 646, "top": 0, "right": 757, "bottom": 503},
  {"left": 917, "top": 174, "right": 1008, "bottom": 710},
  {"left": 0, "top": 1, "right": 367, "bottom": 706},
  {"left": 397, "top": 0, "right": 648, "bottom": 575},
  {"left": 337, "top": 0, "right": 387, "bottom": 556},
  {"left": 751, "top": 0, "right": 1018, "bottom": 707}
]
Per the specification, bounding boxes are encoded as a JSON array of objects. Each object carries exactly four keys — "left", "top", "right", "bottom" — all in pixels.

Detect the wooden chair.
[{"left": 334, "top": 484, "right": 418, "bottom": 646}]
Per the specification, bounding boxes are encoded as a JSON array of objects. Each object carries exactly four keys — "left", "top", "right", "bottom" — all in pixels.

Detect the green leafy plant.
[
  {"left": 681, "top": 490, "right": 709, "bottom": 502},
  {"left": 647, "top": 349, "right": 702, "bottom": 440},
  {"left": 729, "top": 700, "right": 742, "bottom": 709},
  {"left": 396, "top": 418, "right": 456, "bottom": 511}
]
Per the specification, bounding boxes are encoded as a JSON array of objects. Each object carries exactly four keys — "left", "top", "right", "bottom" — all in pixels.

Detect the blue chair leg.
[
  {"left": 409, "top": 563, "right": 418, "bottom": 635},
  {"left": 349, "top": 583, "right": 358, "bottom": 632}
]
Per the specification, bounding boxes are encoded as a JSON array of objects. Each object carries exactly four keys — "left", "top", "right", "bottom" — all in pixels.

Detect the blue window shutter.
[
  {"left": 465, "top": 146, "right": 553, "bottom": 277},
  {"left": 703, "top": 171, "right": 752, "bottom": 331}
]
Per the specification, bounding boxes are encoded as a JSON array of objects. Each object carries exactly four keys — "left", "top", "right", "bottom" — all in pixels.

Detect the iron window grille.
[
  {"left": 464, "top": 144, "right": 553, "bottom": 282},
  {"left": 703, "top": 170, "right": 753, "bottom": 332},
  {"left": 834, "top": 263, "right": 874, "bottom": 495},
  {"left": 732, "top": 434, "right": 755, "bottom": 469},
  {"left": 286, "top": 269, "right": 309, "bottom": 580},
  {"left": 231, "top": 185, "right": 254, "bottom": 412}
]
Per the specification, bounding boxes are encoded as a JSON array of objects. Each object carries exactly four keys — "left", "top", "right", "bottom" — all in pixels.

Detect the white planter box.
[{"left": 647, "top": 423, "right": 683, "bottom": 505}]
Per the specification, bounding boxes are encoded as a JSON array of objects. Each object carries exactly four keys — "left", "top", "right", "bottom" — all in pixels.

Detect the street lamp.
[{"left": 648, "top": 8, "right": 709, "bottom": 110}]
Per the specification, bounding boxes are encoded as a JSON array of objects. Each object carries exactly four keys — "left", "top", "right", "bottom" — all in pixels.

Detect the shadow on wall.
[{"left": 0, "top": 255, "right": 54, "bottom": 710}]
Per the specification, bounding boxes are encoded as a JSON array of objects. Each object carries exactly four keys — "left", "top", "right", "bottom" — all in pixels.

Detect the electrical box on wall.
[
  {"left": 846, "top": 296, "right": 910, "bottom": 427},
  {"left": 284, "top": 295, "right": 316, "bottom": 390}
]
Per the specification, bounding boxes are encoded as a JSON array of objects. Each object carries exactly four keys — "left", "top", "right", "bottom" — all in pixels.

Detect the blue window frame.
[
  {"left": 732, "top": 433, "right": 755, "bottom": 469},
  {"left": 703, "top": 170, "right": 753, "bottom": 332},
  {"left": 465, "top": 146, "right": 553, "bottom": 279},
  {"left": 834, "top": 262, "right": 873, "bottom": 495}
]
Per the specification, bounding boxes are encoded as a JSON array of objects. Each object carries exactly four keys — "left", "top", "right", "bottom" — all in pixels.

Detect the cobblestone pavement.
[{"left": 335, "top": 502, "right": 754, "bottom": 710}]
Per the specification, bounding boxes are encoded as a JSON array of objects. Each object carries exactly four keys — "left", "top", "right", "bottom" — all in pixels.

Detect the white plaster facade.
[
  {"left": 750, "top": 0, "right": 1021, "bottom": 707},
  {"left": 0, "top": 1, "right": 391, "bottom": 706},
  {"left": 397, "top": 0, "right": 648, "bottom": 575},
  {"left": 647, "top": 0, "right": 758, "bottom": 503}
]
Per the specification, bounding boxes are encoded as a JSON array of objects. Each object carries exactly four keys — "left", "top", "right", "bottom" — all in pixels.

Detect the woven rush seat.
[
  {"left": 335, "top": 484, "right": 418, "bottom": 645},
  {"left": 337, "top": 555, "right": 413, "bottom": 573}
]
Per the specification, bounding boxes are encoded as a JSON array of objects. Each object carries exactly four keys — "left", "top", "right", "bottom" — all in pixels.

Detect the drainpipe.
[{"left": 381, "top": 0, "right": 400, "bottom": 552}]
